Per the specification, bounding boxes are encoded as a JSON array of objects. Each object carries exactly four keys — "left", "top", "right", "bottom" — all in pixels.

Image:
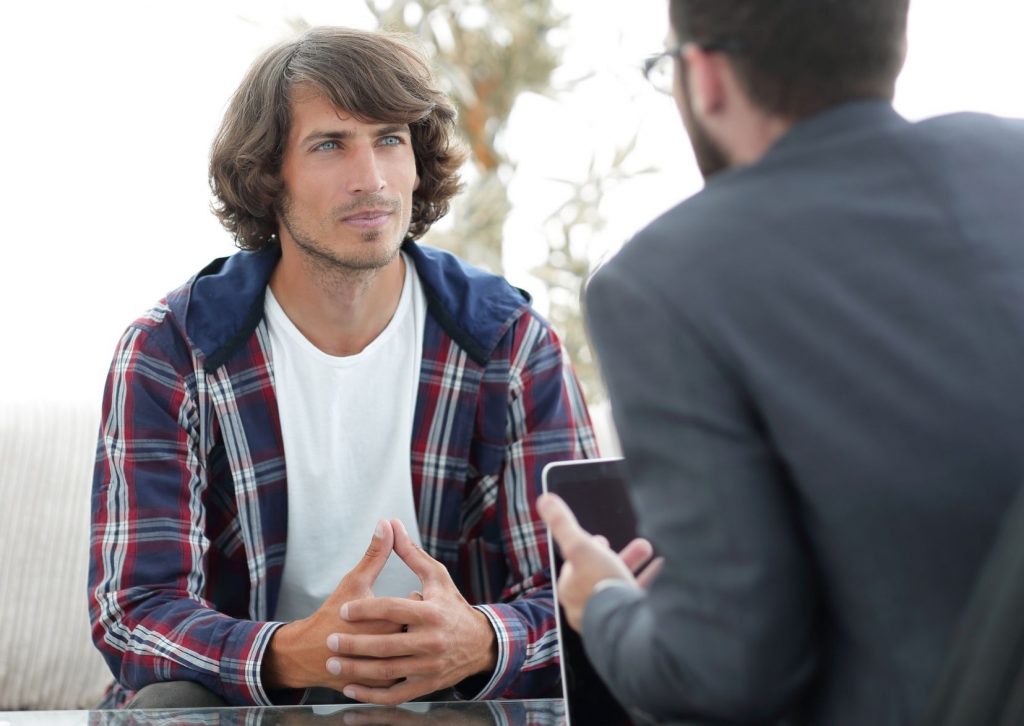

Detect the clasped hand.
[
  {"left": 263, "top": 518, "right": 497, "bottom": 705},
  {"left": 328, "top": 519, "right": 497, "bottom": 705}
]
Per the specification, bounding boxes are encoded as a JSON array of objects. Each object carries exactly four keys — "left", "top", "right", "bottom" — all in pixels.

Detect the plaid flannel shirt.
[{"left": 88, "top": 241, "right": 597, "bottom": 706}]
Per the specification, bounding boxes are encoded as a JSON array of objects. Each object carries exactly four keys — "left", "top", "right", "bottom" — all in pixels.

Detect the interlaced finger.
[
  {"left": 343, "top": 676, "right": 434, "bottom": 707},
  {"left": 342, "top": 597, "right": 435, "bottom": 626},
  {"left": 330, "top": 654, "right": 435, "bottom": 683},
  {"left": 328, "top": 631, "right": 420, "bottom": 659}
]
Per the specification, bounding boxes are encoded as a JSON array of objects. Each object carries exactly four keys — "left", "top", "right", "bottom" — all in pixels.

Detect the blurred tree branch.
[
  {"left": 357, "top": 0, "right": 650, "bottom": 404},
  {"left": 364, "top": 0, "right": 564, "bottom": 275}
]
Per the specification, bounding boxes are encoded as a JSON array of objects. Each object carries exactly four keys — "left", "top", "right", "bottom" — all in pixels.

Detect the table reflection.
[{"left": 81, "top": 699, "right": 565, "bottom": 726}]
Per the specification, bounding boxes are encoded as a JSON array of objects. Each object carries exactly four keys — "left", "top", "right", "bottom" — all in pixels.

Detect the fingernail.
[
  {"left": 536, "top": 495, "right": 550, "bottom": 514},
  {"left": 374, "top": 520, "right": 384, "bottom": 538},
  {"left": 340, "top": 603, "right": 350, "bottom": 620},
  {"left": 343, "top": 686, "right": 357, "bottom": 699},
  {"left": 327, "top": 633, "right": 340, "bottom": 652},
  {"left": 327, "top": 658, "right": 342, "bottom": 676}
]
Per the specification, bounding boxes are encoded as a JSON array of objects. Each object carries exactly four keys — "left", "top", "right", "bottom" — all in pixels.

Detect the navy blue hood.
[{"left": 170, "top": 241, "right": 531, "bottom": 372}]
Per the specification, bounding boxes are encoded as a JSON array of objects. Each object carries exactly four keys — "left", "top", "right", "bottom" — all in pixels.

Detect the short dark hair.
[
  {"left": 669, "top": 0, "right": 909, "bottom": 119},
  {"left": 210, "top": 27, "right": 467, "bottom": 250}
]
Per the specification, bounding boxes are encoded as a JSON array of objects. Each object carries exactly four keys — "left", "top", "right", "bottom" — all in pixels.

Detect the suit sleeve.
[
  {"left": 88, "top": 323, "right": 282, "bottom": 706},
  {"left": 467, "top": 311, "right": 599, "bottom": 700},
  {"left": 581, "top": 260, "right": 818, "bottom": 723}
]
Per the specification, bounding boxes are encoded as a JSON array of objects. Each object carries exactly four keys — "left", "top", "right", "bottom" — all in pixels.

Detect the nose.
[{"left": 347, "top": 144, "right": 386, "bottom": 195}]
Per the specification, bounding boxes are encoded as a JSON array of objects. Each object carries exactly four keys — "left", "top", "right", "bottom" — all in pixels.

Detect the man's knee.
[{"left": 126, "top": 681, "right": 229, "bottom": 709}]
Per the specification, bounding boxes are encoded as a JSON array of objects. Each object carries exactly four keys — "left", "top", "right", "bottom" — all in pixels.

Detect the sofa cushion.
[{"left": 0, "top": 399, "right": 112, "bottom": 710}]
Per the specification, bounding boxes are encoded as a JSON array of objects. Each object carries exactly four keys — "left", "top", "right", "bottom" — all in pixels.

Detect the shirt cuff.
[
  {"left": 251, "top": 621, "right": 306, "bottom": 707},
  {"left": 455, "top": 604, "right": 527, "bottom": 700}
]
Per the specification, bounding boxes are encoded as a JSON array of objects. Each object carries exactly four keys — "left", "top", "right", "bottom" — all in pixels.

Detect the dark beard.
[{"left": 678, "top": 70, "right": 731, "bottom": 178}]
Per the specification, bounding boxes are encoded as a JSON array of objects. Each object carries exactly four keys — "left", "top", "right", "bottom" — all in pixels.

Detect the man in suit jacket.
[{"left": 539, "top": 1, "right": 1024, "bottom": 723}]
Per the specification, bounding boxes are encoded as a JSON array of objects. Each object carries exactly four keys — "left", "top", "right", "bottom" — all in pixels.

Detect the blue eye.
[
  {"left": 379, "top": 135, "right": 402, "bottom": 146},
  {"left": 314, "top": 140, "right": 338, "bottom": 151}
]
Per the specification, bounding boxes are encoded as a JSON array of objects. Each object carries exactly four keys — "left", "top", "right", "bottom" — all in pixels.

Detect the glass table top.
[{"left": 0, "top": 699, "right": 565, "bottom": 726}]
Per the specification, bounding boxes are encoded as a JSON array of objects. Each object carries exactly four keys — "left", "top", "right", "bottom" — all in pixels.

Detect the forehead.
[
  {"left": 285, "top": 88, "right": 408, "bottom": 141},
  {"left": 288, "top": 91, "right": 354, "bottom": 129}
]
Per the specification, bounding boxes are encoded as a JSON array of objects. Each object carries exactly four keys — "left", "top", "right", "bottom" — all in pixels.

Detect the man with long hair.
[
  {"left": 541, "top": 1, "right": 1024, "bottom": 724},
  {"left": 89, "top": 27, "right": 595, "bottom": 709}
]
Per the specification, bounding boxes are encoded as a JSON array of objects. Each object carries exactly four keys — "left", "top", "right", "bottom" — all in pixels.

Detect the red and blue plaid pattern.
[{"left": 89, "top": 243, "right": 597, "bottom": 706}]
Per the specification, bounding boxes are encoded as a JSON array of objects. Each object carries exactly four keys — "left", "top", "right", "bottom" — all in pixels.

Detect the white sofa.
[{"left": 0, "top": 400, "right": 111, "bottom": 710}]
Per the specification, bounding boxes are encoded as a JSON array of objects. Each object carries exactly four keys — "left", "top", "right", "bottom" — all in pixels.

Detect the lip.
[{"left": 341, "top": 209, "right": 393, "bottom": 229}]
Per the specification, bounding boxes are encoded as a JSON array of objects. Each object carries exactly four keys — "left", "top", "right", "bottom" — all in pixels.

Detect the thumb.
[
  {"left": 348, "top": 519, "right": 394, "bottom": 586},
  {"left": 537, "top": 493, "right": 593, "bottom": 562}
]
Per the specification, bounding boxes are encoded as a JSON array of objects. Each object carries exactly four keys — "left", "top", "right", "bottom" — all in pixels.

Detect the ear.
[{"left": 681, "top": 44, "right": 727, "bottom": 118}]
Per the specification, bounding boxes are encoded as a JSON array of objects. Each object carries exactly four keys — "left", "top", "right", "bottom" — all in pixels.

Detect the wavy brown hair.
[{"left": 209, "top": 27, "right": 467, "bottom": 250}]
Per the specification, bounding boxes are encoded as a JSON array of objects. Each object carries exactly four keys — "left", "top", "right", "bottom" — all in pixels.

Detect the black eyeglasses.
[{"left": 642, "top": 40, "right": 743, "bottom": 95}]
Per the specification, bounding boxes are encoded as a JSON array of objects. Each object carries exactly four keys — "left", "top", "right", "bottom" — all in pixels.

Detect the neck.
[
  {"left": 269, "top": 243, "right": 406, "bottom": 357},
  {"left": 727, "top": 111, "right": 793, "bottom": 167}
]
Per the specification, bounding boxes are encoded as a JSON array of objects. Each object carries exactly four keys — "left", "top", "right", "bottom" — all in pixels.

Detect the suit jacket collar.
[{"left": 764, "top": 99, "right": 907, "bottom": 162}]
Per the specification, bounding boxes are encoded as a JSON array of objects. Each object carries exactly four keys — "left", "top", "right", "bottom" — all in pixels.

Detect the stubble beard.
[
  {"left": 276, "top": 193, "right": 406, "bottom": 283},
  {"left": 677, "top": 72, "right": 731, "bottom": 179}
]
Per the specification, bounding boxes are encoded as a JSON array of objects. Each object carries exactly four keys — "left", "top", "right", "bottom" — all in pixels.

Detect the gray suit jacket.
[{"left": 583, "top": 101, "right": 1024, "bottom": 725}]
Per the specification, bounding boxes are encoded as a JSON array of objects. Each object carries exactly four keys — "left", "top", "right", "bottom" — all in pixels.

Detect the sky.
[{"left": 1, "top": 0, "right": 1022, "bottom": 405}]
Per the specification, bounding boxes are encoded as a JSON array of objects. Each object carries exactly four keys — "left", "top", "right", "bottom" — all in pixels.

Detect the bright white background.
[{"left": 1, "top": 0, "right": 1022, "bottom": 405}]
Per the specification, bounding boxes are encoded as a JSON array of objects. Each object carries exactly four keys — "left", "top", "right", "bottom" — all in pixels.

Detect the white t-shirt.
[{"left": 266, "top": 253, "right": 427, "bottom": 621}]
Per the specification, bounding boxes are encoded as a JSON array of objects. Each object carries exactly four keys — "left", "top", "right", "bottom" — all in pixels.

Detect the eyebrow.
[
  {"left": 300, "top": 125, "right": 411, "bottom": 146},
  {"left": 376, "top": 125, "right": 411, "bottom": 137}
]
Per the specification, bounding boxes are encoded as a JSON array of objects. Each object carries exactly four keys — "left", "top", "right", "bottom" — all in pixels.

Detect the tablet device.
[{"left": 542, "top": 457, "right": 638, "bottom": 726}]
